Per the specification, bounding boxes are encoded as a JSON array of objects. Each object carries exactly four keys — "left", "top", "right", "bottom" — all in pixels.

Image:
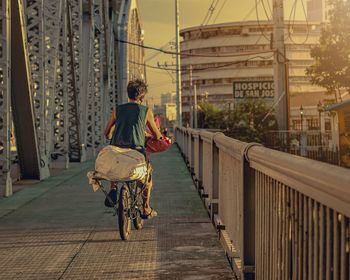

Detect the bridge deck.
[{"left": 0, "top": 146, "right": 233, "bottom": 279}]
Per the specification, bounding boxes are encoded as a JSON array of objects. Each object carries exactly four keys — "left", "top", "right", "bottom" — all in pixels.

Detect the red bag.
[{"left": 145, "top": 137, "right": 171, "bottom": 155}]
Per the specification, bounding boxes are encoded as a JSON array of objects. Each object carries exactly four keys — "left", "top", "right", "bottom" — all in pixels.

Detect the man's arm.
[
  {"left": 104, "top": 110, "right": 116, "bottom": 138},
  {"left": 146, "top": 109, "right": 162, "bottom": 140}
]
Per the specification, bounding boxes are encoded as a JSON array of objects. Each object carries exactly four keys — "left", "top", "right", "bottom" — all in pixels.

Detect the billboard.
[{"left": 233, "top": 81, "right": 274, "bottom": 99}]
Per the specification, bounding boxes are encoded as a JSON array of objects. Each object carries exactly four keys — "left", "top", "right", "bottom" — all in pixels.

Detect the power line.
[
  {"left": 193, "top": 54, "right": 275, "bottom": 72},
  {"left": 192, "top": 0, "right": 221, "bottom": 53},
  {"left": 213, "top": 0, "right": 228, "bottom": 23},
  {"left": 129, "top": 54, "right": 275, "bottom": 74},
  {"left": 129, "top": 60, "right": 177, "bottom": 71},
  {"left": 204, "top": 0, "right": 262, "bottom": 57},
  {"left": 287, "top": 0, "right": 310, "bottom": 45},
  {"left": 243, "top": 0, "right": 262, "bottom": 21},
  {"left": 201, "top": 0, "right": 220, "bottom": 26},
  {"left": 117, "top": 38, "right": 274, "bottom": 58},
  {"left": 264, "top": 0, "right": 273, "bottom": 17},
  {"left": 145, "top": 38, "right": 175, "bottom": 62},
  {"left": 261, "top": 0, "right": 272, "bottom": 20},
  {"left": 255, "top": 0, "right": 272, "bottom": 41}
]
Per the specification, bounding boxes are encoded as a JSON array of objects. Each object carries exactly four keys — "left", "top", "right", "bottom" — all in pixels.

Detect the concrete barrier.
[{"left": 175, "top": 126, "right": 350, "bottom": 280}]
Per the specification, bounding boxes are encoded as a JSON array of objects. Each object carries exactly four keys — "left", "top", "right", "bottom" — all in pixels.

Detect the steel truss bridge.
[{"left": 0, "top": 0, "right": 144, "bottom": 196}]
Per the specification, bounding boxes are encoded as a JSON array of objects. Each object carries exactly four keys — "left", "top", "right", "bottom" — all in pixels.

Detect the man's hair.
[{"left": 127, "top": 79, "right": 148, "bottom": 100}]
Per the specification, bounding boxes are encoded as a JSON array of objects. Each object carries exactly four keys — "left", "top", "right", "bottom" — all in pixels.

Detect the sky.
[{"left": 136, "top": 0, "right": 306, "bottom": 105}]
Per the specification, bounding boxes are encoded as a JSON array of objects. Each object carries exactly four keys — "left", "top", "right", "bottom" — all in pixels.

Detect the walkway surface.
[{"left": 0, "top": 146, "right": 233, "bottom": 280}]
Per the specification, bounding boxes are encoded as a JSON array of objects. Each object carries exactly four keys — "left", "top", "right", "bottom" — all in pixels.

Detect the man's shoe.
[
  {"left": 104, "top": 188, "right": 117, "bottom": 207},
  {"left": 141, "top": 208, "right": 158, "bottom": 220}
]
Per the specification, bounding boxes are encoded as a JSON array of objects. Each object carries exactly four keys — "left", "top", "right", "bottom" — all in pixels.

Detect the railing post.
[
  {"left": 184, "top": 130, "right": 188, "bottom": 159},
  {"left": 198, "top": 135, "right": 203, "bottom": 190},
  {"left": 241, "top": 151, "right": 256, "bottom": 279},
  {"left": 211, "top": 137, "right": 220, "bottom": 218}
]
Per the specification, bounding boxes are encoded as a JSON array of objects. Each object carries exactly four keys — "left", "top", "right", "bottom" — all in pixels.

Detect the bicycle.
[{"left": 91, "top": 162, "right": 151, "bottom": 241}]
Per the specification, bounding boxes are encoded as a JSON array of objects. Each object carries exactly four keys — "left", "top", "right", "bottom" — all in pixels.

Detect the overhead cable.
[
  {"left": 117, "top": 38, "right": 274, "bottom": 58},
  {"left": 129, "top": 54, "right": 275, "bottom": 74},
  {"left": 255, "top": 0, "right": 272, "bottom": 41},
  {"left": 287, "top": 0, "right": 310, "bottom": 45},
  {"left": 213, "top": 0, "right": 228, "bottom": 23}
]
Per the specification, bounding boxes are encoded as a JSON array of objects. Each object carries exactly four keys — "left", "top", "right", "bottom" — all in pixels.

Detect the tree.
[
  {"left": 197, "top": 99, "right": 277, "bottom": 143},
  {"left": 224, "top": 99, "right": 278, "bottom": 143},
  {"left": 306, "top": 0, "right": 350, "bottom": 103},
  {"left": 197, "top": 102, "right": 226, "bottom": 129}
]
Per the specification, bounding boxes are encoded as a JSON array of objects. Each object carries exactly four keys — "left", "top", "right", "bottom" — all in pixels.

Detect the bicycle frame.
[{"left": 95, "top": 171, "right": 149, "bottom": 218}]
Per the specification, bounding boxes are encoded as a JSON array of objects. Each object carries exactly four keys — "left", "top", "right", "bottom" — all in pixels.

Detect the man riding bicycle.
[{"left": 104, "top": 79, "right": 162, "bottom": 219}]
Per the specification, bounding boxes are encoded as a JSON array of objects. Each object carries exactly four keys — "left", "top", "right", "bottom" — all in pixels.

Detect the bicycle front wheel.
[{"left": 118, "top": 185, "right": 131, "bottom": 240}]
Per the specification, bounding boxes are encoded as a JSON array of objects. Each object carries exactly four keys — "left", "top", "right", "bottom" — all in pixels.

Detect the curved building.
[{"left": 180, "top": 20, "right": 328, "bottom": 128}]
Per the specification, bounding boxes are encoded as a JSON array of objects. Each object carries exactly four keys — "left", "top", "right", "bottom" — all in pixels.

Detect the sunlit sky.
[{"left": 137, "top": 0, "right": 306, "bottom": 104}]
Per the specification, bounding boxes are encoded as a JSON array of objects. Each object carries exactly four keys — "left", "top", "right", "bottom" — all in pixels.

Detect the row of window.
[
  {"left": 184, "top": 44, "right": 315, "bottom": 57},
  {"left": 181, "top": 60, "right": 273, "bottom": 72},
  {"left": 187, "top": 45, "right": 268, "bottom": 55},
  {"left": 180, "top": 59, "right": 315, "bottom": 74},
  {"left": 291, "top": 119, "right": 332, "bottom": 131},
  {"left": 181, "top": 75, "right": 313, "bottom": 88},
  {"left": 182, "top": 25, "right": 315, "bottom": 41}
]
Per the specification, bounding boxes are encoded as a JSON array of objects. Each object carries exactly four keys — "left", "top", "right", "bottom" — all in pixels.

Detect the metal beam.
[
  {"left": 117, "top": 0, "right": 144, "bottom": 104},
  {"left": 11, "top": 0, "right": 45, "bottom": 179},
  {"left": 22, "top": 0, "right": 49, "bottom": 178},
  {"left": 94, "top": 0, "right": 104, "bottom": 150},
  {"left": 0, "top": 0, "right": 12, "bottom": 196},
  {"left": 52, "top": 0, "right": 69, "bottom": 168},
  {"left": 43, "top": 0, "right": 63, "bottom": 164},
  {"left": 67, "top": 1, "right": 82, "bottom": 162}
]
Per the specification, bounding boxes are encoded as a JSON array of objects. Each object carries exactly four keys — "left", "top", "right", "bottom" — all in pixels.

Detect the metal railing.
[
  {"left": 175, "top": 127, "right": 350, "bottom": 280},
  {"left": 263, "top": 130, "right": 340, "bottom": 166}
]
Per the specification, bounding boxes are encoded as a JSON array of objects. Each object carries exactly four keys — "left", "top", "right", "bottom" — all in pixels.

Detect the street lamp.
[
  {"left": 317, "top": 101, "right": 324, "bottom": 155},
  {"left": 299, "top": 105, "right": 304, "bottom": 131},
  {"left": 299, "top": 105, "right": 307, "bottom": 157},
  {"left": 317, "top": 101, "right": 323, "bottom": 131}
]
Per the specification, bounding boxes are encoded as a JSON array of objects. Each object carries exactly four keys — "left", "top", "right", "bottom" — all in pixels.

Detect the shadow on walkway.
[{"left": 0, "top": 146, "right": 233, "bottom": 279}]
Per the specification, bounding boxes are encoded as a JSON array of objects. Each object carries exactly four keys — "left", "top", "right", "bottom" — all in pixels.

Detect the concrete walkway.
[{"left": 0, "top": 146, "right": 233, "bottom": 280}]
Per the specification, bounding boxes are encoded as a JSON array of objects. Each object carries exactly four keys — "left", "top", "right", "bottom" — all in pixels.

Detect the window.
[
  {"left": 307, "top": 118, "right": 320, "bottom": 130},
  {"left": 325, "top": 119, "right": 331, "bottom": 131},
  {"left": 292, "top": 119, "right": 302, "bottom": 130}
]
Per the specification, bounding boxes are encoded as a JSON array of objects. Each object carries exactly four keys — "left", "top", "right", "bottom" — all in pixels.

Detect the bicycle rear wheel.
[{"left": 118, "top": 185, "right": 131, "bottom": 240}]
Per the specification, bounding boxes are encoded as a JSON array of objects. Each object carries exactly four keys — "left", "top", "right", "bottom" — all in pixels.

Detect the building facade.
[
  {"left": 180, "top": 21, "right": 337, "bottom": 132},
  {"left": 307, "top": 0, "right": 331, "bottom": 22}
]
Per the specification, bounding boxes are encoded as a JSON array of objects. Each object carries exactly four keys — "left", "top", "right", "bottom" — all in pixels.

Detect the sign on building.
[{"left": 233, "top": 81, "right": 274, "bottom": 99}]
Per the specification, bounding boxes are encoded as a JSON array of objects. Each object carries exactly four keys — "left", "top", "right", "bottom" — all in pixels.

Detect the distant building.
[
  {"left": 326, "top": 100, "right": 350, "bottom": 167},
  {"left": 179, "top": 20, "right": 341, "bottom": 131},
  {"left": 165, "top": 103, "right": 176, "bottom": 122},
  {"left": 153, "top": 103, "right": 176, "bottom": 129},
  {"left": 160, "top": 92, "right": 176, "bottom": 106}
]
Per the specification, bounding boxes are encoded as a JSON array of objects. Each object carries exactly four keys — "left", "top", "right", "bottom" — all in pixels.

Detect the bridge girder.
[
  {"left": 0, "top": 0, "right": 144, "bottom": 196},
  {"left": 0, "top": 0, "right": 12, "bottom": 196}
]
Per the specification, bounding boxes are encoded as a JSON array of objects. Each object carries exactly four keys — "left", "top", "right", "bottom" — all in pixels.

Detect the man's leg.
[
  {"left": 143, "top": 173, "right": 152, "bottom": 211},
  {"left": 142, "top": 164, "right": 157, "bottom": 217}
]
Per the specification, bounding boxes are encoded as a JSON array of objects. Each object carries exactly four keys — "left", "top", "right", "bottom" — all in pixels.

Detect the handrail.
[
  {"left": 214, "top": 133, "right": 246, "bottom": 160},
  {"left": 248, "top": 145, "right": 350, "bottom": 217},
  {"left": 174, "top": 126, "right": 350, "bottom": 279}
]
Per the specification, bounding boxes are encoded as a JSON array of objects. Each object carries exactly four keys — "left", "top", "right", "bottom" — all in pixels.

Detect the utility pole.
[
  {"left": 175, "top": 0, "right": 182, "bottom": 127},
  {"left": 273, "top": 0, "right": 288, "bottom": 130},
  {"left": 194, "top": 82, "right": 198, "bottom": 129},
  {"left": 189, "top": 64, "right": 193, "bottom": 127}
]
